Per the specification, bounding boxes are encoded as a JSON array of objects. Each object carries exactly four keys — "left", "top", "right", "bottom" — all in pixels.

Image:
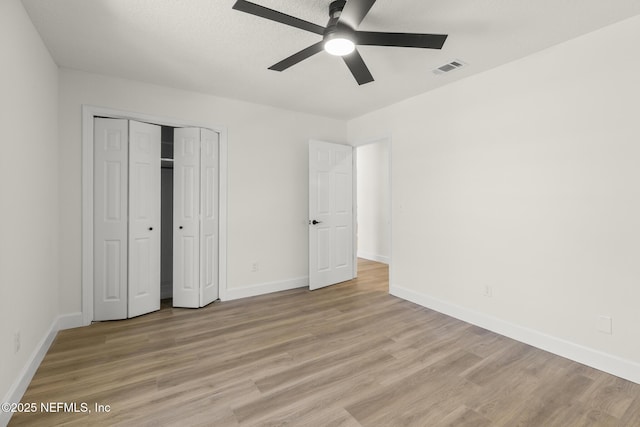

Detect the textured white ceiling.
[{"left": 21, "top": 0, "right": 640, "bottom": 119}]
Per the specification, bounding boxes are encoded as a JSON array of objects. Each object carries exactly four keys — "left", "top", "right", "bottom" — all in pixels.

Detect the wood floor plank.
[
  {"left": 620, "top": 397, "right": 640, "bottom": 426},
  {"left": 9, "top": 259, "right": 640, "bottom": 426},
  {"left": 233, "top": 350, "right": 395, "bottom": 423},
  {"left": 344, "top": 349, "right": 483, "bottom": 425},
  {"left": 438, "top": 405, "right": 492, "bottom": 427}
]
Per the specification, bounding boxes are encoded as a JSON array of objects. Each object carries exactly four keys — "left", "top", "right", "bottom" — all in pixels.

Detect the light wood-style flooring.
[{"left": 10, "top": 259, "right": 640, "bottom": 426}]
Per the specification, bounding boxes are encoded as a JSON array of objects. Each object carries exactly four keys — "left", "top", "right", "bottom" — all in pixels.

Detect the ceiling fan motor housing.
[
  {"left": 329, "top": 0, "right": 347, "bottom": 20},
  {"left": 325, "top": 0, "right": 352, "bottom": 42}
]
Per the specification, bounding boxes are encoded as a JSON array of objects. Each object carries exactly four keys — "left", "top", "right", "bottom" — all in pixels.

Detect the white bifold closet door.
[
  {"left": 173, "top": 128, "right": 219, "bottom": 308},
  {"left": 128, "top": 121, "right": 161, "bottom": 317},
  {"left": 94, "top": 118, "right": 161, "bottom": 321},
  {"left": 94, "top": 120, "right": 218, "bottom": 320},
  {"left": 94, "top": 118, "right": 129, "bottom": 321}
]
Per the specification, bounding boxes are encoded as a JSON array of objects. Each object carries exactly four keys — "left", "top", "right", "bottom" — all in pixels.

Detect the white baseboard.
[
  {"left": 390, "top": 284, "right": 640, "bottom": 385},
  {"left": 223, "top": 276, "right": 309, "bottom": 301},
  {"left": 57, "top": 312, "right": 84, "bottom": 331},
  {"left": 1, "top": 321, "right": 56, "bottom": 426},
  {"left": 1, "top": 312, "right": 86, "bottom": 426},
  {"left": 357, "top": 251, "right": 390, "bottom": 264}
]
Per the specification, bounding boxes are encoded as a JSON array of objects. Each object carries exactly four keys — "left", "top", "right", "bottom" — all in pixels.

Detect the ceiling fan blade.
[
  {"left": 338, "top": 0, "right": 377, "bottom": 30},
  {"left": 342, "top": 48, "right": 374, "bottom": 85},
  {"left": 355, "top": 31, "right": 448, "bottom": 49},
  {"left": 269, "top": 41, "right": 325, "bottom": 72},
  {"left": 232, "top": 0, "right": 325, "bottom": 35}
]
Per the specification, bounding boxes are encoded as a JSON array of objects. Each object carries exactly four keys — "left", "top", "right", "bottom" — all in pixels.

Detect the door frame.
[
  {"left": 81, "top": 105, "right": 228, "bottom": 325},
  {"left": 353, "top": 135, "right": 393, "bottom": 286}
]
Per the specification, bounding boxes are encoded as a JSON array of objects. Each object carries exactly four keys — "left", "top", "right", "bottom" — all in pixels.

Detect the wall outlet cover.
[{"left": 597, "top": 315, "right": 612, "bottom": 335}]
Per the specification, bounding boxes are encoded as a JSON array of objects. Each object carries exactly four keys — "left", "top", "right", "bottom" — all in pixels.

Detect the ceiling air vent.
[{"left": 433, "top": 60, "right": 466, "bottom": 75}]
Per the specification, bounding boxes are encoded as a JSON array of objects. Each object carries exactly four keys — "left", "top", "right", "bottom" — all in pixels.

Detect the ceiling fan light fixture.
[
  {"left": 324, "top": 35, "right": 355, "bottom": 56},
  {"left": 232, "top": 0, "right": 449, "bottom": 85}
]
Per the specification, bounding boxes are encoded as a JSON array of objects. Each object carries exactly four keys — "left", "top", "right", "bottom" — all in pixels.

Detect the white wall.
[
  {"left": 348, "top": 15, "right": 640, "bottom": 381},
  {"left": 356, "top": 140, "right": 390, "bottom": 263},
  {"left": 58, "top": 69, "right": 347, "bottom": 313},
  {"left": 0, "top": 0, "right": 60, "bottom": 405}
]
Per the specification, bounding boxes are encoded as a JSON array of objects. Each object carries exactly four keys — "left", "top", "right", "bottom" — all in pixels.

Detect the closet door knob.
[
  {"left": 179, "top": 226, "right": 183, "bottom": 229},
  {"left": 148, "top": 227, "right": 153, "bottom": 231}
]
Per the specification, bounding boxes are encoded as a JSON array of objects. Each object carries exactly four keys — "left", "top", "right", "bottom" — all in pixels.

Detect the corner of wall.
[{"left": 0, "top": 313, "right": 82, "bottom": 427}]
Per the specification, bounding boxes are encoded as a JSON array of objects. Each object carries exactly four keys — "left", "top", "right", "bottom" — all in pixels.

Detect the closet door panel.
[
  {"left": 94, "top": 118, "right": 129, "bottom": 321},
  {"left": 200, "top": 129, "right": 219, "bottom": 307},
  {"left": 128, "top": 120, "right": 161, "bottom": 318},
  {"left": 173, "top": 128, "right": 201, "bottom": 308}
]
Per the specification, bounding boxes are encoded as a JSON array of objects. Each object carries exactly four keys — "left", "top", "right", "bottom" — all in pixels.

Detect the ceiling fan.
[{"left": 232, "top": 0, "right": 448, "bottom": 85}]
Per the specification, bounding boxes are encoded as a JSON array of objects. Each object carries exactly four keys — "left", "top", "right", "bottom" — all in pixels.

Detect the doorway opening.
[
  {"left": 307, "top": 137, "right": 391, "bottom": 292},
  {"left": 356, "top": 137, "right": 391, "bottom": 288}
]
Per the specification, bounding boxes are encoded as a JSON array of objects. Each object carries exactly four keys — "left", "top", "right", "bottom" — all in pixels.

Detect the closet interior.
[{"left": 160, "top": 126, "right": 174, "bottom": 301}]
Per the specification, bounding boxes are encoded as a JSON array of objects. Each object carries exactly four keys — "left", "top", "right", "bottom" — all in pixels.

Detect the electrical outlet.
[
  {"left": 251, "top": 262, "right": 259, "bottom": 273},
  {"left": 483, "top": 285, "right": 493, "bottom": 298},
  {"left": 14, "top": 331, "right": 20, "bottom": 354},
  {"left": 597, "top": 315, "right": 612, "bottom": 335}
]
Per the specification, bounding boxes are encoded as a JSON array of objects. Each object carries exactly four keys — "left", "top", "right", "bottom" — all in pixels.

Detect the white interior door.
[
  {"left": 200, "top": 129, "right": 219, "bottom": 307},
  {"left": 173, "top": 128, "right": 201, "bottom": 308},
  {"left": 94, "top": 118, "right": 128, "bottom": 321},
  {"left": 309, "top": 140, "right": 355, "bottom": 290},
  {"left": 128, "top": 120, "right": 161, "bottom": 317}
]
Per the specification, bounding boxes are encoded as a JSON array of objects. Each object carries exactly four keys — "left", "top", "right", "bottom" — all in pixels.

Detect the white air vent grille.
[{"left": 433, "top": 60, "right": 466, "bottom": 75}]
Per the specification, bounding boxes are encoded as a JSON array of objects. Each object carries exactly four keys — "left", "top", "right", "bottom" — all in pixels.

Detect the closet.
[{"left": 93, "top": 118, "right": 219, "bottom": 321}]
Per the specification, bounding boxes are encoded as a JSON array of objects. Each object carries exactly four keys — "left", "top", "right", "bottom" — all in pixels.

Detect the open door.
[
  {"left": 200, "top": 129, "right": 220, "bottom": 306},
  {"left": 128, "top": 120, "right": 161, "bottom": 317},
  {"left": 92, "top": 117, "right": 218, "bottom": 320},
  {"left": 173, "top": 128, "right": 201, "bottom": 308},
  {"left": 94, "top": 118, "right": 161, "bottom": 320},
  {"left": 309, "top": 140, "right": 355, "bottom": 290}
]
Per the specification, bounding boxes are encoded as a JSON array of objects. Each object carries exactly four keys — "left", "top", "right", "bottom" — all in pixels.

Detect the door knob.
[
  {"left": 179, "top": 226, "right": 183, "bottom": 229},
  {"left": 309, "top": 220, "right": 322, "bottom": 225},
  {"left": 148, "top": 227, "right": 153, "bottom": 231}
]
